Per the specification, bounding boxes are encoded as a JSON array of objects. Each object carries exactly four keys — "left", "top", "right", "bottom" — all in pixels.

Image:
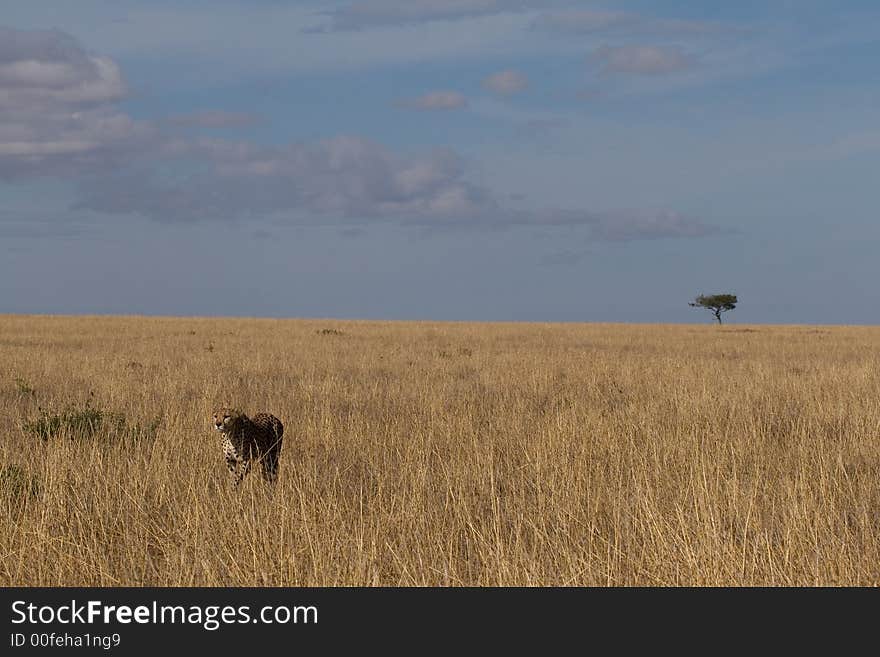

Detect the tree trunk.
[{"left": 714, "top": 310, "right": 722, "bottom": 325}]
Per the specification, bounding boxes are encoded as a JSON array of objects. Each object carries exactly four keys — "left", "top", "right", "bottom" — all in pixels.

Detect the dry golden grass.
[{"left": 1, "top": 314, "right": 878, "bottom": 586}]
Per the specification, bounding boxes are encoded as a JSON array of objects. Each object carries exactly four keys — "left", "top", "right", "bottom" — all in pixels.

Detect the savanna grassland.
[{"left": 1, "top": 314, "right": 878, "bottom": 586}]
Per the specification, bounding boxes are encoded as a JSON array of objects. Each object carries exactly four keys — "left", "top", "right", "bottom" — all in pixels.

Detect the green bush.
[{"left": 24, "top": 402, "right": 161, "bottom": 445}]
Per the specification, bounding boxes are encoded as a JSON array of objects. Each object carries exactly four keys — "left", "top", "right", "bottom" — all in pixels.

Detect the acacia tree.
[{"left": 689, "top": 293, "right": 738, "bottom": 325}]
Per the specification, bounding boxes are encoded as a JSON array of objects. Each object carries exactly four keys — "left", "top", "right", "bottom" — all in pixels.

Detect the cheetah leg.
[
  {"left": 232, "top": 459, "right": 251, "bottom": 488},
  {"left": 260, "top": 435, "right": 283, "bottom": 484},
  {"left": 261, "top": 451, "right": 279, "bottom": 483},
  {"left": 225, "top": 452, "right": 240, "bottom": 486}
]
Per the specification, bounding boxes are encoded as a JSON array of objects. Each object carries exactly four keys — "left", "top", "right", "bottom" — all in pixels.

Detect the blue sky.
[{"left": 2, "top": 1, "right": 879, "bottom": 323}]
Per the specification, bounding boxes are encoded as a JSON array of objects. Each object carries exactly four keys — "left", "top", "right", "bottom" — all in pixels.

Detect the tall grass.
[{"left": 1, "top": 315, "right": 878, "bottom": 585}]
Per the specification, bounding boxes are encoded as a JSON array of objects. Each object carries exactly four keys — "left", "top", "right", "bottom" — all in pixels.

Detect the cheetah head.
[{"left": 212, "top": 407, "right": 242, "bottom": 433}]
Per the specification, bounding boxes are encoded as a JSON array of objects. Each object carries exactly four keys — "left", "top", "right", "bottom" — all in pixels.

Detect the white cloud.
[
  {"left": 76, "top": 135, "right": 490, "bottom": 222},
  {"left": 590, "top": 45, "right": 693, "bottom": 75},
  {"left": 0, "top": 25, "right": 719, "bottom": 243},
  {"left": 0, "top": 28, "right": 126, "bottom": 108},
  {"left": 482, "top": 69, "right": 528, "bottom": 95},
  {"left": 73, "top": 129, "right": 719, "bottom": 241},
  {"left": 532, "top": 10, "right": 722, "bottom": 36},
  {"left": 532, "top": 10, "right": 635, "bottom": 34},
  {"left": 398, "top": 90, "right": 469, "bottom": 111},
  {"left": 0, "top": 27, "right": 151, "bottom": 178},
  {"left": 317, "top": 0, "right": 527, "bottom": 31},
  {"left": 74, "top": 130, "right": 720, "bottom": 241},
  {"left": 6, "top": 5, "right": 545, "bottom": 78}
]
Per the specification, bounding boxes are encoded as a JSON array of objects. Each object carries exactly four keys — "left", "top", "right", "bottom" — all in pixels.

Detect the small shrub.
[
  {"left": 24, "top": 402, "right": 160, "bottom": 446},
  {"left": 317, "top": 328, "right": 345, "bottom": 336},
  {"left": 24, "top": 409, "right": 64, "bottom": 441}
]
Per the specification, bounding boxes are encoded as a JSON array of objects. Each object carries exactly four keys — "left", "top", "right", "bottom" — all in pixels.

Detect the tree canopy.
[{"left": 689, "top": 294, "right": 738, "bottom": 324}]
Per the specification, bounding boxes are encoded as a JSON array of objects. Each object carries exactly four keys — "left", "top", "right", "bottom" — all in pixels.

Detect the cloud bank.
[
  {"left": 398, "top": 90, "right": 469, "bottom": 111},
  {"left": 76, "top": 135, "right": 719, "bottom": 242},
  {"left": 317, "top": 0, "right": 527, "bottom": 32},
  {"left": 532, "top": 10, "right": 722, "bottom": 37},
  {"left": 482, "top": 69, "right": 528, "bottom": 95},
  {"left": 76, "top": 136, "right": 491, "bottom": 222},
  {"left": 0, "top": 26, "right": 152, "bottom": 178},
  {"left": 590, "top": 45, "right": 694, "bottom": 75},
  {"left": 2, "top": 26, "right": 720, "bottom": 243}
]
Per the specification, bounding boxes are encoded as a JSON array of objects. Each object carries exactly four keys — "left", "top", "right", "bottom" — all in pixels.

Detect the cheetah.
[{"left": 212, "top": 407, "right": 284, "bottom": 487}]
